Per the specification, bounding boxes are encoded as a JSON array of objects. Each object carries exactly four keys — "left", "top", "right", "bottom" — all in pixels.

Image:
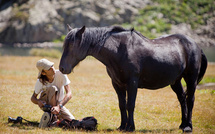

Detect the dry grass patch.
[{"left": 0, "top": 56, "right": 214, "bottom": 134}]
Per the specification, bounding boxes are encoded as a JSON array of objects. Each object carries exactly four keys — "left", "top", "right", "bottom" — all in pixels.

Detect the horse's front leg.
[
  {"left": 126, "top": 78, "right": 138, "bottom": 132},
  {"left": 112, "top": 81, "right": 127, "bottom": 131}
]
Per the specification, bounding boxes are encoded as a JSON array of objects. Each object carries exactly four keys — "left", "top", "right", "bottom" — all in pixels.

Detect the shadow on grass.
[
  {"left": 7, "top": 121, "right": 39, "bottom": 130},
  {"left": 99, "top": 128, "right": 179, "bottom": 133},
  {"left": 7, "top": 122, "right": 180, "bottom": 133},
  {"left": 137, "top": 128, "right": 179, "bottom": 133}
]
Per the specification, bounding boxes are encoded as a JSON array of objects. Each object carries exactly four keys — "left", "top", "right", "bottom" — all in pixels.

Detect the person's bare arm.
[
  {"left": 31, "top": 92, "right": 45, "bottom": 108},
  {"left": 51, "top": 85, "right": 72, "bottom": 114},
  {"left": 59, "top": 84, "right": 72, "bottom": 106}
]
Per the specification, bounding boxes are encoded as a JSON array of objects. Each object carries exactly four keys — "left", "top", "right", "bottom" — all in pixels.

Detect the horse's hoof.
[
  {"left": 117, "top": 126, "right": 126, "bottom": 131},
  {"left": 183, "top": 126, "right": 192, "bottom": 133},
  {"left": 179, "top": 123, "right": 186, "bottom": 130},
  {"left": 126, "top": 128, "right": 135, "bottom": 132},
  {"left": 126, "top": 126, "right": 135, "bottom": 132}
]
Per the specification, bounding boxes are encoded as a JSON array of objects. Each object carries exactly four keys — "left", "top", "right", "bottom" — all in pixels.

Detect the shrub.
[
  {"left": 53, "top": 35, "right": 66, "bottom": 43},
  {"left": 123, "top": 0, "right": 214, "bottom": 38},
  {"left": 29, "top": 48, "right": 62, "bottom": 58},
  {"left": 11, "top": 3, "right": 29, "bottom": 22}
]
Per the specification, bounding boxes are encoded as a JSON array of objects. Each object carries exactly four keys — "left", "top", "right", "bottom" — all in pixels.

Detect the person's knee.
[
  {"left": 46, "top": 86, "right": 58, "bottom": 105},
  {"left": 47, "top": 86, "right": 58, "bottom": 92}
]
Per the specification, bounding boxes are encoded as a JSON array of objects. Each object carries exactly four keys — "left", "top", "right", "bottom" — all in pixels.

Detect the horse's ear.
[
  {"left": 76, "top": 26, "right": 86, "bottom": 37},
  {"left": 67, "top": 24, "right": 72, "bottom": 31}
]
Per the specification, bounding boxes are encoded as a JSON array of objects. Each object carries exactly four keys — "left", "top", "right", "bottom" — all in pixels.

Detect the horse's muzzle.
[
  {"left": 59, "top": 66, "right": 72, "bottom": 74},
  {"left": 59, "top": 66, "right": 66, "bottom": 74}
]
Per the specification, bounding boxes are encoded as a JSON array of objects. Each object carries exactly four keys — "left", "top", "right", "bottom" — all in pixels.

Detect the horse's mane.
[
  {"left": 109, "top": 26, "right": 127, "bottom": 34},
  {"left": 111, "top": 26, "right": 148, "bottom": 41},
  {"left": 81, "top": 26, "right": 130, "bottom": 53},
  {"left": 64, "top": 26, "right": 135, "bottom": 54},
  {"left": 132, "top": 29, "right": 148, "bottom": 40}
]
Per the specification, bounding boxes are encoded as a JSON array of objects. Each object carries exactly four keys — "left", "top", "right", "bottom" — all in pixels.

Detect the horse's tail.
[{"left": 197, "top": 50, "right": 208, "bottom": 84}]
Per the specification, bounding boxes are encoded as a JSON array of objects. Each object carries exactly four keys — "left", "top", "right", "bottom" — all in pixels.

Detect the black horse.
[{"left": 59, "top": 25, "right": 207, "bottom": 132}]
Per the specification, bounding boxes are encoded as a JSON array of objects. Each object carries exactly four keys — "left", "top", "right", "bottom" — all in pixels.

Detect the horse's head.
[{"left": 59, "top": 25, "right": 86, "bottom": 74}]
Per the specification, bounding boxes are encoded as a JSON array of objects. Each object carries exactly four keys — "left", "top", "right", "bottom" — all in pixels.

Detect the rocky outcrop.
[
  {"left": 0, "top": 0, "right": 214, "bottom": 46},
  {"left": 0, "top": 0, "right": 65, "bottom": 43},
  {"left": 170, "top": 17, "right": 215, "bottom": 47},
  {"left": 0, "top": 0, "right": 151, "bottom": 44}
]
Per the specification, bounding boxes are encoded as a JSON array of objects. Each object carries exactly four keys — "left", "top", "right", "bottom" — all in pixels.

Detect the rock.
[
  {"left": 0, "top": 0, "right": 214, "bottom": 46},
  {"left": 0, "top": 0, "right": 151, "bottom": 43},
  {"left": 0, "top": 0, "right": 64, "bottom": 44},
  {"left": 197, "top": 83, "right": 215, "bottom": 90},
  {"left": 170, "top": 19, "right": 215, "bottom": 47}
]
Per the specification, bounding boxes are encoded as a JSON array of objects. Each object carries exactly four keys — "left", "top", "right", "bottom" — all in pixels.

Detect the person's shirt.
[{"left": 34, "top": 70, "right": 71, "bottom": 102}]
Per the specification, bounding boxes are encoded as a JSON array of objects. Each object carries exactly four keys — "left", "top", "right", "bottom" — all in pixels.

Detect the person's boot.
[{"left": 49, "top": 114, "right": 58, "bottom": 127}]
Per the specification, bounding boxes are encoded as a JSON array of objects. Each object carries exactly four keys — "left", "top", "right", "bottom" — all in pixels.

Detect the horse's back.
[
  {"left": 104, "top": 30, "right": 202, "bottom": 89},
  {"left": 130, "top": 33, "right": 201, "bottom": 89}
]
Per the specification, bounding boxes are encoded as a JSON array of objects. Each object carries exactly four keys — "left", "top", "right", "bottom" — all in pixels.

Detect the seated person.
[{"left": 31, "top": 58, "right": 75, "bottom": 128}]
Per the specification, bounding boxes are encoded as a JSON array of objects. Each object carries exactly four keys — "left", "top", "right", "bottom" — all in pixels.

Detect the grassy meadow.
[{"left": 0, "top": 56, "right": 215, "bottom": 134}]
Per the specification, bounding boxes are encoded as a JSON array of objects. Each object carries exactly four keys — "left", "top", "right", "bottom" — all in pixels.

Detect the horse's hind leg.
[
  {"left": 183, "top": 74, "right": 198, "bottom": 132},
  {"left": 171, "top": 79, "right": 187, "bottom": 130}
]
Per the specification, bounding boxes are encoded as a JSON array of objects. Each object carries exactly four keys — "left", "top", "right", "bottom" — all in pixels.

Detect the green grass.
[
  {"left": 53, "top": 35, "right": 66, "bottom": 43},
  {"left": 200, "top": 76, "right": 215, "bottom": 84},
  {"left": 122, "top": 0, "right": 215, "bottom": 39},
  {"left": 53, "top": 0, "right": 215, "bottom": 42},
  {"left": 29, "top": 48, "right": 62, "bottom": 58},
  {"left": 0, "top": 56, "right": 215, "bottom": 133}
]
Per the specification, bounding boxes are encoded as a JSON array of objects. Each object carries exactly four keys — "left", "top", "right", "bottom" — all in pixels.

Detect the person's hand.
[
  {"left": 38, "top": 100, "right": 46, "bottom": 108},
  {"left": 51, "top": 105, "right": 60, "bottom": 114}
]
